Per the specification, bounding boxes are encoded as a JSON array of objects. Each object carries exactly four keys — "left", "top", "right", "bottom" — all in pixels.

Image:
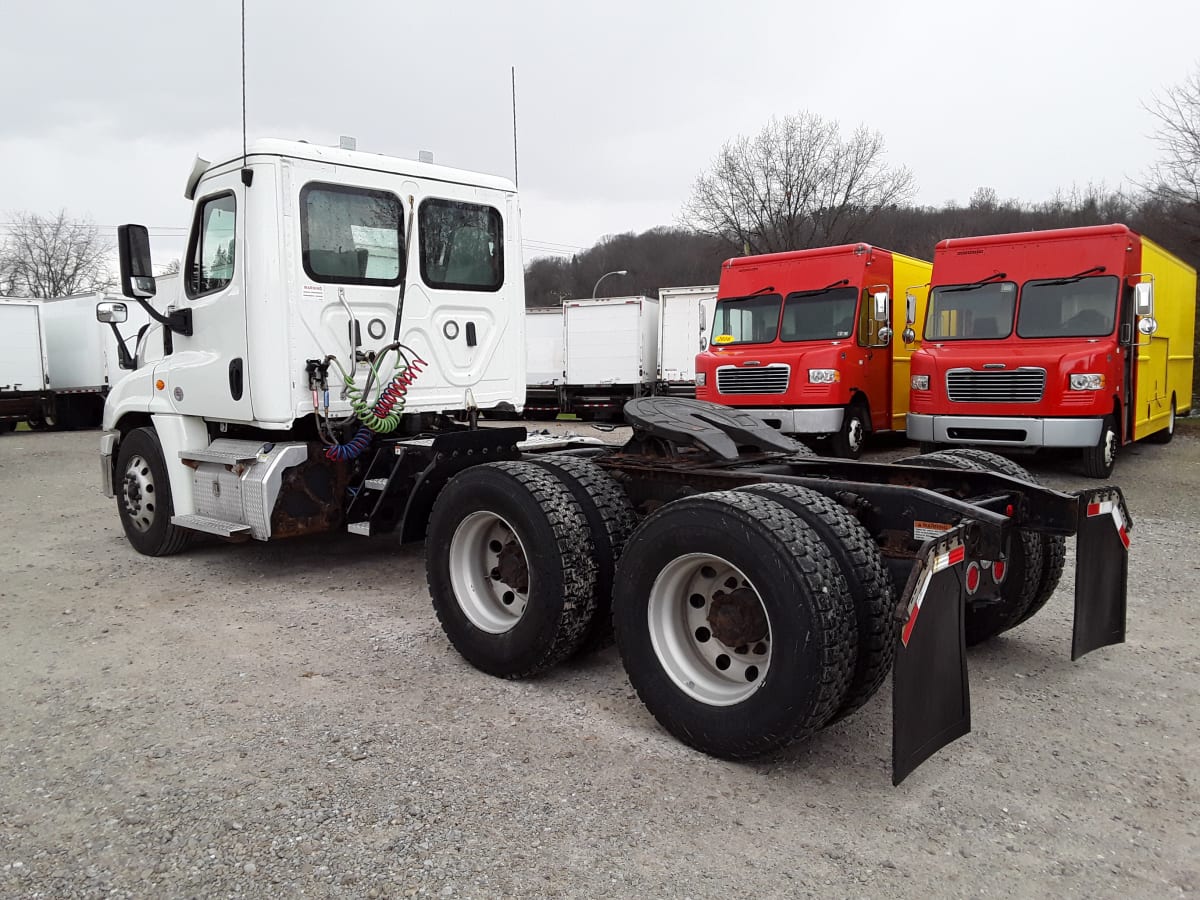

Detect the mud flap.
[
  {"left": 892, "top": 530, "right": 970, "bottom": 786},
  {"left": 1072, "top": 488, "right": 1131, "bottom": 661}
]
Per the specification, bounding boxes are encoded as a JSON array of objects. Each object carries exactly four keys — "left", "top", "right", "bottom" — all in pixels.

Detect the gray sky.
[{"left": 2, "top": 0, "right": 1198, "bottom": 269}]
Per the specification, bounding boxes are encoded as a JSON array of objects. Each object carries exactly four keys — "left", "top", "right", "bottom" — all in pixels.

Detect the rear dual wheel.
[{"left": 613, "top": 491, "right": 857, "bottom": 759}]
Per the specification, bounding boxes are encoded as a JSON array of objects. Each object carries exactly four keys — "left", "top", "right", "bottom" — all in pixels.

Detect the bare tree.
[
  {"left": 1142, "top": 65, "right": 1200, "bottom": 242},
  {"left": 0, "top": 210, "right": 113, "bottom": 297},
  {"left": 681, "top": 112, "right": 916, "bottom": 255}
]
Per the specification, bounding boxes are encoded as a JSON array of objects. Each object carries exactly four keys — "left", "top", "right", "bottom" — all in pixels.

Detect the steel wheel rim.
[
  {"left": 847, "top": 416, "right": 864, "bottom": 453},
  {"left": 1168, "top": 403, "right": 1176, "bottom": 435},
  {"left": 449, "top": 511, "right": 530, "bottom": 634},
  {"left": 121, "top": 453, "right": 157, "bottom": 533},
  {"left": 647, "top": 553, "right": 771, "bottom": 706},
  {"left": 1103, "top": 427, "right": 1116, "bottom": 467}
]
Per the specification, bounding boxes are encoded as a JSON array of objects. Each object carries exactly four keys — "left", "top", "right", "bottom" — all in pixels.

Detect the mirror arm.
[
  {"left": 132, "top": 298, "right": 193, "bottom": 337},
  {"left": 105, "top": 322, "right": 136, "bottom": 371}
]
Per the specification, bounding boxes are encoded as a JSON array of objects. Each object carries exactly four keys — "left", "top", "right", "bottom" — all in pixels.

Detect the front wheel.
[
  {"left": 829, "top": 405, "right": 867, "bottom": 459},
  {"left": 1081, "top": 416, "right": 1118, "bottom": 478},
  {"left": 115, "top": 427, "right": 192, "bottom": 556}
]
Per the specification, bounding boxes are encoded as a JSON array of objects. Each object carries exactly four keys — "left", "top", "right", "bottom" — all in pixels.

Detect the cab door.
[
  {"left": 159, "top": 176, "right": 252, "bottom": 421},
  {"left": 858, "top": 285, "right": 893, "bottom": 431}
]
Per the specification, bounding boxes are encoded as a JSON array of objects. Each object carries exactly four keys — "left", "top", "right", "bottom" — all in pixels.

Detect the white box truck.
[
  {"left": 38, "top": 287, "right": 155, "bottom": 428},
  {"left": 657, "top": 284, "right": 718, "bottom": 395},
  {"left": 0, "top": 299, "right": 54, "bottom": 432},
  {"left": 525, "top": 306, "right": 564, "bottom": 416},
  {"left": 562, "top": 295, "right": 658, "bottom": 417}
]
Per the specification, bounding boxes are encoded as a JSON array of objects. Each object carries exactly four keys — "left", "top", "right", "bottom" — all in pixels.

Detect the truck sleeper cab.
[
  {"left": 907, "top": 225, "right": 1196, "bottom": 477},
  {"left": 694, "top": 244, "right": 931, "bottom": 458}
]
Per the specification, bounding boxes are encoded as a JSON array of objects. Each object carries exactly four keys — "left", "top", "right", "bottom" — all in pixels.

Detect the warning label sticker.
[
  {"left": 913, "top": 520, "right": 954, "bottom": 541},
  {"left": 302, "top": 284, "right": 324, "bottom": 300}
]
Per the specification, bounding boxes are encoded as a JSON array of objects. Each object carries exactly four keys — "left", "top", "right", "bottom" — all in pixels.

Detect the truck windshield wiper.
[
  {"left": 789, "top": 278, "right": 850, "bottom": 299},
  {"left": 721, "top": 285, "right": 776, "bottom": 302},
  {"left": 940, "top": 272, "right": 1008, "bottom": 294},
  {"left": 1038, "top": 265, "right": 1106, "bottom": 286}
]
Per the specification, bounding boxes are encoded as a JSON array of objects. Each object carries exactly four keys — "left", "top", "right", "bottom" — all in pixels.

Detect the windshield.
[
  {"left": 925, "top": 282, "right": 1017, "bottom": 340},
  {"left": 780, "top": 287, "right": 858, "bottom": 342},
  {"left": 711, "top": 294, "right": 783, "bottom": 345},
  {"left": 1016, "top": 275, "right": 1118, "bottom": 338}
]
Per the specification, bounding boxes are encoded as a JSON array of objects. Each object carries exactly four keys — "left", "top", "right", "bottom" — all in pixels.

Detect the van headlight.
[
  {"left": 1069, "top": 373, "right": 1105, "bottom": 391},
  {"left": 808, "top": 369, "right": 839, "bottom": 384},
  {"left": 910, "top": 374, "right": 930, "bottom": 391}
]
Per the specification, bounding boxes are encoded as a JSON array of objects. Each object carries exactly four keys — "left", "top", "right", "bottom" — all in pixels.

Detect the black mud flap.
[
  {"left": 892, "top": 530, "right": 970, "bottom": 786},
  {"left": 1072, "top": 487, "right": 1131, "bottom": 661}
]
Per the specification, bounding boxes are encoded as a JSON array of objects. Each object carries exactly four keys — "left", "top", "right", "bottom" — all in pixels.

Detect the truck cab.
[
  {"left": 694, "top": 244, "right": 931, "bottom": 457},
  {"left": 907, "top": 225, "right": 1196, "bottom": 477},
  {"left": 99, "top": 138, "right": 524, "bottom": 553}
]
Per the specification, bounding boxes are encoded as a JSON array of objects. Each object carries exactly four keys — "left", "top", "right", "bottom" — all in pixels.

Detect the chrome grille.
[
  {"left": 716, "top": 364, "right": 790, "bottom": 395},
  {"left": 946, "top": 368, "right": 1046, "bottom": 403}
]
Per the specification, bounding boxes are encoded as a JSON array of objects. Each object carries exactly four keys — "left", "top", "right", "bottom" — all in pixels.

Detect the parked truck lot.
[{"left": 1, "top": 426, "right": 1198, "bottom": 898}]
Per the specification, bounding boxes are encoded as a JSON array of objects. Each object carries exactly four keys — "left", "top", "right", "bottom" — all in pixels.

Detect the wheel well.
[
  {"left": 849, "top": 391, "right": 871, "bottom": 432},
  {"left": 1111, "top": 397, "right": 1123, "bottom": 442},
  {"left": 108, "top": 414, "right": 154, "bottom": 484}
]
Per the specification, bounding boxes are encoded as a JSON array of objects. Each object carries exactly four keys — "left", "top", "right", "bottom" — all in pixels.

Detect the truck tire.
[
  {"left": 896, "top": 450, "right": 1044, "bottom": 645},
  {"left": 426, "top": 461, "right": 598, "bottom": 679},
  {"left": 1081, "top": 415, "right": 1118, "bottom": 478},
  {"left": 530, "top": 455, "right": 636, "bottom": 654},
  {"left": 612, "top": 490, "right": 856, "bottom": 759},
  {"left": 829, "top": 403, "right": 868, "bottom": 459},
  {"left": 0, "top": 421, "right": 14, "bottom": 434},
  {"left": 1147, "top": 396, "right": 1176, "bottom": 445},
  {"left": 924, "top": 448, "right": 1066, "bottom": 627},
  {"left": 114, "top": 427, "right": 193, "bottom": 557},
  {"left": 737, "top": 482, "right": 896, "bottom": 720}
]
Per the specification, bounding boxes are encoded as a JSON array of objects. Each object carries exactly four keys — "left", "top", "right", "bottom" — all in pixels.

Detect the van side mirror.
[
  {"left": 1133, "top": 281, "right": 1154, "bottom": 317},
  {"left": 118, "top": 224, "right": 156, "bottom": 300},
  {"left": 96, "top": 301, "right": 128, "bottom": 324},
  {"left": 905, "top": 291, "right": 917, "bottom": 326},
  {"left": 876, "top": 327, "right": 893, "bottom": 345},
  {"left": 1138, "top": 316, "right": 1158, "bottom": 336},
  {"left": 873, "top": 290, "right": 890, "bottom": 322},
  {"left": 902, "top": 326, "right": 917, "bottom": 344}
]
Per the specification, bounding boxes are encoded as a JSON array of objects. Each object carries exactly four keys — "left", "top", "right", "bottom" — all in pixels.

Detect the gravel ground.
[{"left": 1, "top": 423, "right": 1198, "bottom": 898}]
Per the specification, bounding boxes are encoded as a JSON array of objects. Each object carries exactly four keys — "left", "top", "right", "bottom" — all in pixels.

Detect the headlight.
[
  {"left": 910, "top": 374, "right": 930, "bottom": 391},
  {"left": 808, "top": 369, "right": 840, "bottom": 384},
  {"left": 695, "top": 372, "right": 706, "bottom": 387},
  {"left": 1069, "top": 373, "right": 1105, "bottom": 391}
]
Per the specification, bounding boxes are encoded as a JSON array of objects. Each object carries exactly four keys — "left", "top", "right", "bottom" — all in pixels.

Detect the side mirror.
[
  {"left": 873, "top": 290, "right": 890, "bottom": 322},
  {"left": 905, "top": 291, "right": 917, "bottom": 326},
  {"left": 1138, "top": 316, "right": 1158, "bottom": 336},
  {"left": 877, "top": 326, "right": 893, "bottom": 345},
  {"left": 1134, "top": 281, "right": 1154, "bottom": 317},
  {"left": 902, "top": 326, "right": 917, "bottom": 344},
  {"left": 96, "top": 301, "right": 128, "bottom": 324},
  {"left": 117, "top": 224, "right": 156, "bottom": 300},
  {"left": 699, "top": 337, "right": 708, "bottom": 350}
]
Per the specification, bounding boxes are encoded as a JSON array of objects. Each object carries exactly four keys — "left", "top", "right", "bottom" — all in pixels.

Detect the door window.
[{"left": 185, "top": 193, "right": 237, "bottom": 298}]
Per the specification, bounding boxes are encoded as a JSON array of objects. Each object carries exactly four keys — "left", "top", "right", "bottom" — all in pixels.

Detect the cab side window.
[
  {"left": 185, "top": 193, "right": 237, "bottom": 298},
  {"left": 419, "top": 199, "right": 503, "bottom": 291}
]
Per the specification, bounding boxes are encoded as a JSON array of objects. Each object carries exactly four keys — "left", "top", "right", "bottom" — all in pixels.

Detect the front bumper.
[
  {"left": 745, "top": 407, "right": 844, "bottom": 435},
  {"left": 100, "top": 430, "right": 118, "bottom": 498},
  {"left": 906, "top": 413, "right": 1103, "bottom": 448}
]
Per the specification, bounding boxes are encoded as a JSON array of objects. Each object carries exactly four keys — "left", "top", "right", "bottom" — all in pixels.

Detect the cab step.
[{"left": 171, "top": 514, "right": 252, "bottom": 537}]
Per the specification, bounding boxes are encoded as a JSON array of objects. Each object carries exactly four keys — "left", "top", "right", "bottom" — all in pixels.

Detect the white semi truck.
[
  {"left": 0, "top": 299, "right": 54, "bottom": 431},
  {"left": 97, "top": 137, "right": 1133, "bottom": 784}
]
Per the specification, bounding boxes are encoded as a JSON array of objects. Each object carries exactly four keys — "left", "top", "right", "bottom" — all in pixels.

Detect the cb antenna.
[
  {"left": 240, "top": 0, "right": 251, "bottom": 184},
  {"left": 511, "top": 66, "right": 519, "bottom": 188}
]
